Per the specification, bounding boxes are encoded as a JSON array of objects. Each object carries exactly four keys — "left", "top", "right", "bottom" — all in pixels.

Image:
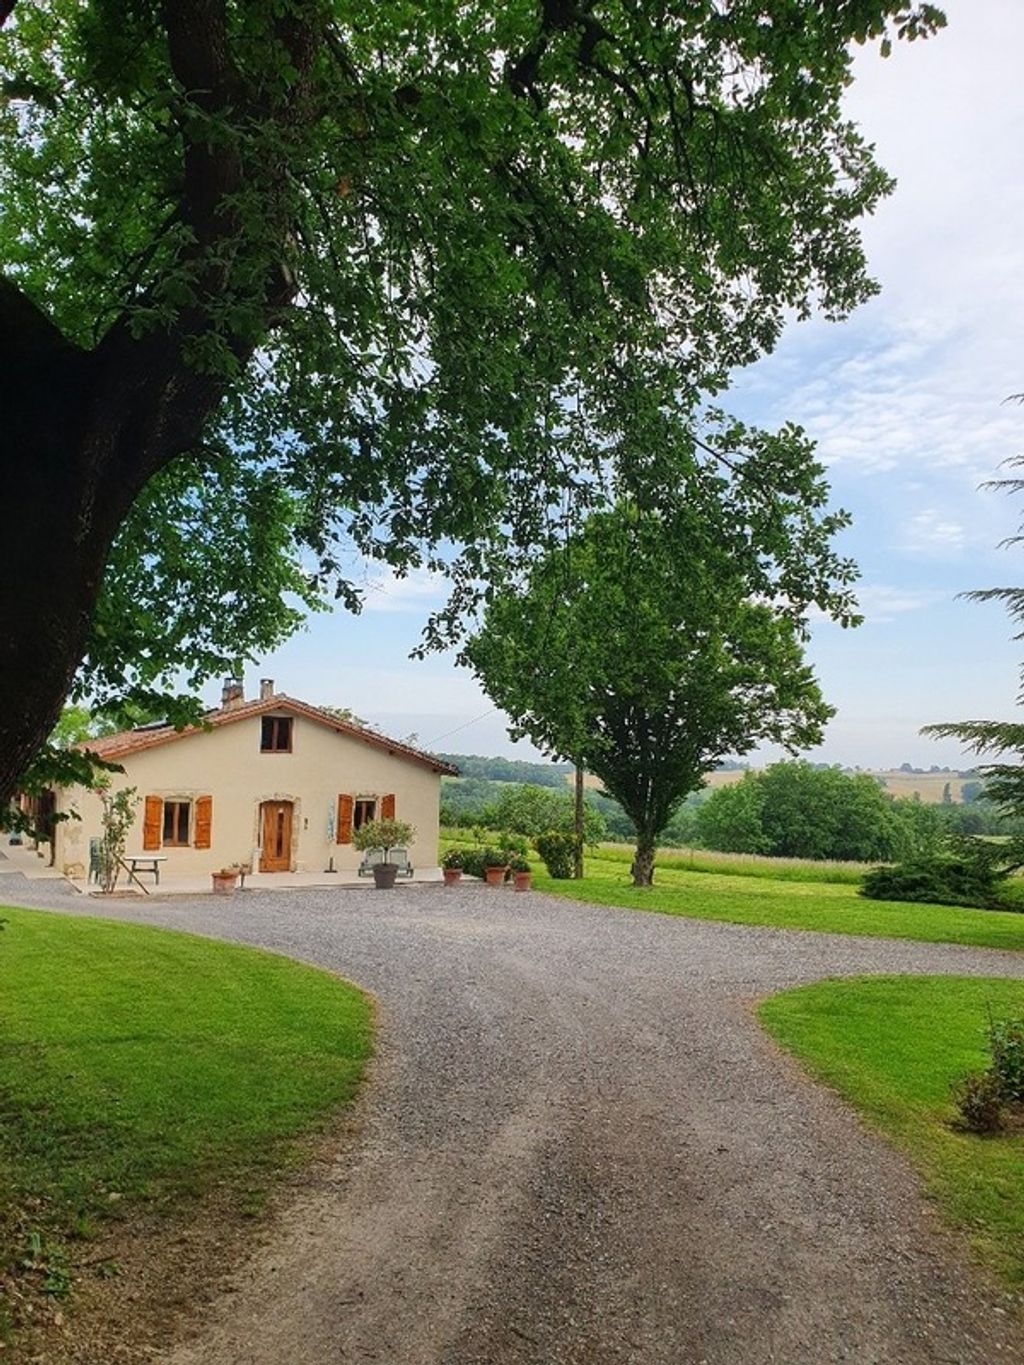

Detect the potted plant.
[
  {"left": 212, "top": 865, "right": 240, "bottom": 895},
  {"left": 509, "top": 855, "right": 533, "bottom": 892},
  {"left": 441, "top": 848, "right": 465, "bottom": 886},
  {"left": 354, "top": 817, "right": 416, "bottom": 889},
  {"left": 482, "top": 846, "right": 508, "bottom": 888}
]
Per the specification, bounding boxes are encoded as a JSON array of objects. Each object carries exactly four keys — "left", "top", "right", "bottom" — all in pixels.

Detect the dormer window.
[{"left": 260, "top": 716, "right": 293, "bottom": 752}]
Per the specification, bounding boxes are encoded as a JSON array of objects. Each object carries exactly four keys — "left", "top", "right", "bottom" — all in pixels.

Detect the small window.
[
  {"left": 162, "top": 800, "right": 191, "bottom": 847},
  {"left": 261, "top": 716, "right": 293, "bottom": 752},
  {"left": 353, "top": 798, "right": 376, "bottom": 832}
]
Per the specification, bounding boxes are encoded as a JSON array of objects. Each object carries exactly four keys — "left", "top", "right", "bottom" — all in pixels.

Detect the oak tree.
[{"left": 0, "top": 0, "right": 944, "bottom": 806}]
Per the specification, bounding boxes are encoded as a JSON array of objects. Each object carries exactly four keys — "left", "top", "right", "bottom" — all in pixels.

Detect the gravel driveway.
[{"left": 6, "top": 872, "right": 1024, "bottom": 1363}]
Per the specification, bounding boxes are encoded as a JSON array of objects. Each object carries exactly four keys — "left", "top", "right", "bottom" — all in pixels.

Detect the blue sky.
[{"left": 212, "top": 0, "right": 1024, "bottom": 770}]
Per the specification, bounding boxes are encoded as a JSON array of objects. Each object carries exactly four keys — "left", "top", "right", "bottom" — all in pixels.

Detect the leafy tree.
[
  {"left": 0, "top": 1, "right": 944, "bottom": 809},
  {"left": 925, "top": 456, "right": 1024, "bottom": 817},
  {"left": 695, "top": 777, "right": 770, "bottom": 855},
  {"left": 463, "top": 505, "right": 840, "bottom": 884},
  {"left": 493, "top": 784, "right": 606, "bottom": 844},
  {"left": 698, "top": 762, "right": 924, "bottom": 863}
]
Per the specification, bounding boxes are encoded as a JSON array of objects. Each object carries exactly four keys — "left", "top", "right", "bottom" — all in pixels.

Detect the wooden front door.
[{"left": 259, "top": 801, "right": 293, "bottom": 873}]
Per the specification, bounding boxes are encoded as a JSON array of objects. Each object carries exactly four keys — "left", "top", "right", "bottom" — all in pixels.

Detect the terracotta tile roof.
[{"left": 81, "top": 695, "right": 459, "bottom": 775}]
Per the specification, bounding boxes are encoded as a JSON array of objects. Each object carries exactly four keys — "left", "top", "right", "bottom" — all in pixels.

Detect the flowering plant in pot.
[
  {"left": 441, "top": 847, "right": 465, "bottom": 886},
  {"left": 509, "top": 855, "right": 533, "bottom": 892},
  {"left": 354, "top": 817, "right": 416, "bottom": 889},
  {"left": 482, "top": 846, "right": 508, "bottom": 888}
]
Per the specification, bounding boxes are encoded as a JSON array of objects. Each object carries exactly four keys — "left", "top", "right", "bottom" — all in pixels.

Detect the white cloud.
[
  {"left": 852, "top": 583, "right": 946, "bottom": 622},
  {"left": 360, "top": 566, "right": 449, "bottom": 614},
  {"left": 902, "top": 509, "right": 967, "bottom": 556}
]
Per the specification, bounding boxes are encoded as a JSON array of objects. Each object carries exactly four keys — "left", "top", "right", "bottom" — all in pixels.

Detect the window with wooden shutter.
[
  {"left": 381, "top": 793, "right": 396, "bottom": 820},
  {"left": 194, "top": 795, "right": 212, "bottom": 849},
  {"left": 337, "top": 793, "right": 354, "bottom": 844},
  {"left": 143, "top": 796, "right": 162, "bottom": 851}
]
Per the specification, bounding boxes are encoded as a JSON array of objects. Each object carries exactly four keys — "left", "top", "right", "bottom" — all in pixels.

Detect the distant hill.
[{"left": 437, "top": 753, "right": 571, "bottom": 788}]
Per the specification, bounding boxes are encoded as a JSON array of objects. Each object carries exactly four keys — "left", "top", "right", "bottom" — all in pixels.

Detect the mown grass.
[
  {"left": 0, "top": 907, "right": 372, "bottom": 1329},
  {"left": 533, "top": 854, "right": 1024, "bottom": 952},
  {"left": 760, "top": 976, "right": 1024, "bottom": 1284}
]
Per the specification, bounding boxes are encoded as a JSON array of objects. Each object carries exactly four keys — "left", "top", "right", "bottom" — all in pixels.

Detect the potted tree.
[
  {"left": 441, "top": 848, "right": 465, "bottom": 887},
  {"left": 509, "top": 856, "right": 533, "bottom": 892},
  {"left": 482, "top": 846, "right": 508, "bottom": 888},
  {"left": 354, "top": 817, "right": 416, "bottom": 889}
]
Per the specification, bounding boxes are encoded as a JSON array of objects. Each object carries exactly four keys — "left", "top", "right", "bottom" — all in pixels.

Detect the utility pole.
[{"left": 574, "top": 763, "right": 585, "bottom": 879}]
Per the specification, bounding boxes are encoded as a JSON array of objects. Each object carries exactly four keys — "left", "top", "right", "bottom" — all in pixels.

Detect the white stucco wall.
[{"left": 53, "top": 710, "right": 442, "bottom": 878}]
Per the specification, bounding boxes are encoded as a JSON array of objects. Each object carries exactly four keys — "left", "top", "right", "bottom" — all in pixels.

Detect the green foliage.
[
  {"left": 482, "top": 846, "right": 508, "bottom": 869},
  {"left": 97, "top": 785, "right": 138, "bottom": 894},
  {"left": 952, "top": 1070, "right": 1006, "bottom": 1134},
  {"left": 493, "top": 784, "right": 606, "bottom": 844},
  {"left": 534, "top": 831, "right": 577, "bottom": 880},
  {"left": 988, "top": 1014, "right": 1024, "bottom": 1104},
  {"left": 923, "top": 455, "right": 1024, "bottom": 821},
  {"left": 440, "top": 847, "right": 465, "bottom": 870},
  {"left": 861, "top": 839, "right": 1019, "bottom": 911},
  {"left": 351, "top": 818, "right": 415, "bottom": 858},
  {"left": 0, "top": 0, "right": 946, "bottom": 794},
  {"left": 458, "top": 847, "right": 488, "bottom": 880},
  {"left": 464, "top": 505, "right": 841, "bottom": 884},
  {"left": 436, "top": 755, "right": 570, "bottom": 788},
  {"left": 696, "top": 762, "right": 950, "bottom": 863}
]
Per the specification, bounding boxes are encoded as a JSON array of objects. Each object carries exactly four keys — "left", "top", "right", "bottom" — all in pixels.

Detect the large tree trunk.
[{"left": 631, "top": 831, "right": 657, "bottom": 887}]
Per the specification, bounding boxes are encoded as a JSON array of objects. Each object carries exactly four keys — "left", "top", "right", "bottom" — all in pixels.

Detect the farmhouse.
[{"left": 51, "top": 680, "right": 456, "bottom": 880}]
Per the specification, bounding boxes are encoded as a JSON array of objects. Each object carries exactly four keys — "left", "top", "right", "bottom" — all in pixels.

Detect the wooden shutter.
[
  {"left": 194, "top": 796, "right": 213, "bottom": 849},
  {"left": 381, "top": 793, "right": 396, "bottom": 820},
  {"left": 337, "top": 794, "right": 354, "bottom": 844},
  {"left": 143, "top": 796, "right": 162, "bottom": 851}
]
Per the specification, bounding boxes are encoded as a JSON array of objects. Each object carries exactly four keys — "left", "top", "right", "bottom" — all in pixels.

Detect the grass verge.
[
  {"left": 0, "top": 906, "right": 372, "bottom": 1340},
  {"left": 593, "top": 843, "right": 867, "bottom": 884},
  {"left": 533, "top": 855, "right": 1024, "bottom": 951},
  {"left": 759, "top": 976, "right": 1024, "bottom": 1284}
]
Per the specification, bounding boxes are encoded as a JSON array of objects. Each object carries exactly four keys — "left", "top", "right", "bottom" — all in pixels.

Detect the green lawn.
[
  {"left": 532, "top": 854, "right": 1024, "bottom": 951},
  {"left": 0, "top": 906, "right": 372, "bottom": 1324},
  {"left": 760, "top": 976, "right": 1024, "bottom": 1284}
]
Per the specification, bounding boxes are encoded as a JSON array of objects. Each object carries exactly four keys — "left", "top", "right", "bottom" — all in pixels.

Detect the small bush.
[
  {"left": 441, "top": 848, "right": 465, "bottom": 870},
  {"left": 498, "top": 832, "right": 530, "bottom": 860},
  {"left": 460, "top": 848, "right": 486, "bottom": 879},
  {"left": 861, "top": 845, "right": 1012, "bottom": 910},
  {"left": 988, "top": 1014, "right": 1024, "bottom": 1103},
  {"left": 535, "top": 830, "right": 576, "bottom": 879},
  {"left": 952, "top": 1070, "right": 1006, "bottom": 1133}
]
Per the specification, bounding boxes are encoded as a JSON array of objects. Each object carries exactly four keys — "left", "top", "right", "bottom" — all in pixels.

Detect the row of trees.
[{"left": 442, "top": 765, "right": 1021, "bottom": 866}]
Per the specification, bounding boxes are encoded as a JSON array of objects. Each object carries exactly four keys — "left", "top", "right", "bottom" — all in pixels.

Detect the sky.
[{"left": 213, "top": 0, "right": 1024, "bottom": 771}]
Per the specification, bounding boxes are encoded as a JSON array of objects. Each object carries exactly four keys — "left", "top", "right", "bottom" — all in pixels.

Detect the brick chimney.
[
  {"left": 259, "top": 678, "right": 275, "bottom": 701},
  {"left": 221, "top": 677, "right": 245, "bottom": 710}
]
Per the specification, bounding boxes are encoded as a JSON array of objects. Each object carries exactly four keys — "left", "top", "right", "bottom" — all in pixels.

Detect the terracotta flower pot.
[
  {"left": 211, "top": 872, "right": 237, "bottom": 895},
  {"left": 484, "top": 865, "right": 506, "bottom": 887},
  {"left": 443, "top": 867, "right": 462, "bottom": 886},
  {"left": 373, "top": 862, "right": 399, "bottom": 890},
  {"left": 513, "top": 871, "right": 532, "bottom": 893}
]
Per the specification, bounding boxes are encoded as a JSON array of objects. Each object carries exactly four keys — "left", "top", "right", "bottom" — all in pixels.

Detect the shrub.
[
  {"left": 861, "top": 843, "right": 1013, "bottom": 910},
  {"left": 482, "top": 846, "right": 508, "bottom": 869},
  {"left": 988, "top": 1014, "right": 1024, "bottom": 1103},
  {"left": 508, "top": 855, "right": 531, "bottom": 873},
  {"left": 352, "top": 818, "right": 416, "bottom": 858},
  {"left": 535, "top": 830, "right": 576, "bottom": 879},
  {"left": 460, "top": 848, "right": 486, "bottom": 880},
  {"left": 498, "top": 832, "right": 530, "bottom": 860},
  {"left": 441, "top": 847, "right": 465, "bottom": 870},
  {"left": 952, "top": 1070, "right": 1006, "bottom": 1134}
]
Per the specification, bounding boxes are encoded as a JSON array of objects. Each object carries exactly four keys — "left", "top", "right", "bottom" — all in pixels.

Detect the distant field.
[{"left": 568, "top": 768, "right": 974, "bottom": 804}]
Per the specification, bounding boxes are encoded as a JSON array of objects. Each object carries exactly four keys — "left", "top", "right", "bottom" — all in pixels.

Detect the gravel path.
[{"left": 6, "top": 873, "right": 1024, "bottom": 1363}]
